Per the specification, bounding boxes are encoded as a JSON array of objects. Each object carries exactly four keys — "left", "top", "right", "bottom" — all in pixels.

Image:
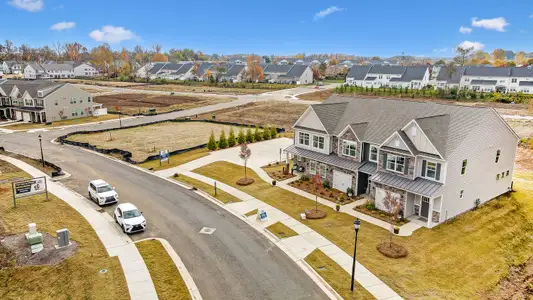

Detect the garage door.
[
  {"left": 15, "top": 111, "right": 22, "bottom": 120},
  {"left": 333, "top": 170, "right": 352, "bottom": 193},
  {"left": 375, "top": 187, "right": 401, "bottom": 211},
  {"left": 22, "top": 112, "right": 31, "bottom": 122}
]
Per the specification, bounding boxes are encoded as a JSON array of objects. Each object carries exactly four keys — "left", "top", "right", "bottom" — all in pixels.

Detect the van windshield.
[
  {"left": 123, "top": 209, "right": 141, "bottom": 219},
  {"left": 97, "top": 185, "right": 113, "bottom": 193}
]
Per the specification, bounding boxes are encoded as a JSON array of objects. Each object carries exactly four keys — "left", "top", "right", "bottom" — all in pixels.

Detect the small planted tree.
[
  {"left": 270, "top": 126, "right": 277, "bottom": 138},
  {"left": 246, "top": 126, "right": 254, "bottom": 143},
  {"left": 218, "top": 130, "right": 228, "bottom": 149},
  {"left": 262, "top": 125, "right": 271, "bottom": 140},
  {"left": 207, "top": 131, "right": 217, "bottom": 150},
  {"left": 306, "top": 174, "right": 327, "bottom": 219},
  {"left": 377, "top": 190, "right": 408, "bottom": 258},
  {"left": 237, "top": 128, "right": 246, "bottom": 144},
  {"left": 237, "top": 143, "right": 254, "bottom": 186},
  {"left": 228, "top": 127, "right": 236, "bottom": 147},
  {"left": 254, "top": 127, "right": 263, "bottom": 142}
]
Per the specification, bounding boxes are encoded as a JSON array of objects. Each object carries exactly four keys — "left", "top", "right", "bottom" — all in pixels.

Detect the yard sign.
[
  {"left": 12, "top": 176, "right": 48, "bottom": 208},
  {"left": 160, "top": 149, "right": 169, "bottom": 166}
]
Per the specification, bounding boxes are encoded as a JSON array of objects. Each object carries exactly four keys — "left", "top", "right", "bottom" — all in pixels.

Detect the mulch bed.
[
  {"left": 305, "top": 209, "right": 327, "bottom": 219},
  {"left": 236, "top": 178, "right": 254, "bottom": 186},
  {"left": 289, "top": 180, "right": 356, "bottom": 205},
  {"left": 485, "top": 257, "right": 533, "bottom": 299},
  {"left": 0, "top": 232, "right": 78, "bottom": 267},
  {"left": 354, "top": 205, "right": 409, "bottom": 226},
  {"left": 267, "top": 170, "right": 296, "bottom": 181},
  {"left": 377, "top": 242, "right": 408, "bottom": 258}
]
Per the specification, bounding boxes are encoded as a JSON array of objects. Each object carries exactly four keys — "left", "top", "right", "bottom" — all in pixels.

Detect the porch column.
[{"left": 427, "top": 198, "right": 434, "bottom": 228}]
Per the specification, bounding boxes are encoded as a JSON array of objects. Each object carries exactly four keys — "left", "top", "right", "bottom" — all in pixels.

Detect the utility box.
[
  {"left": 28, "top": 223, "right": 37, "bottom": 234},
  {"left": 56, "top": 229, "right": 71, "bottom": 248},
  {"left": 25, "top": 223, "right": 43, "bottom": 254}
]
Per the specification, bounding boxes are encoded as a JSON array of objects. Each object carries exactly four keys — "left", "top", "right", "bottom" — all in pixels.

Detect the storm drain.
[{"left": 199, "top": 227, "right": 216, "bottom": 235}]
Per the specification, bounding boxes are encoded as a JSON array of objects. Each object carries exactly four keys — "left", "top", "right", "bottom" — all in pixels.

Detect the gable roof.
[
  {"left": 0, "top": 80, "right": 65, "bottom": 98},
  {"left": 463, "top": 66, "right": 511, "bottom": 77},
  {"left": 311, "top": 95, "right": 499, "bottom": 159},
  {"left": 285, "top": 65, "right": 308, "bottom": 78},
  {"left": 436, "top": 66, "right": 465, "bottom": 83},
  {"left": 224, "top": 64, "right": 245, "bottom": 77},
  {"left": 263, "top": 64, "right": 292, "bottom": 74},
  {"left": 347, "top": 65, "right": 371, "bottom": 80},
  {"left": 41, "top": 63, "right": 73, "bottom": 71},
  {"left": 398, "top": 66, "right": 428, "bottom": 82}
]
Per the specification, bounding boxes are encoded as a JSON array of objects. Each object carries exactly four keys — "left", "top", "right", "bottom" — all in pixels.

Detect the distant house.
[
  {"left": 24, "top": 63, "right": 74, "bottom": 79},
  {"left": 262, "top": 64, "right": 313, "bottom": 84},
  {"left": 218, "top": 64, "right": 246, "bottom": 82},
  {"left": 0, "top": 79, "right": 103, "bottom": 123},
  {"left": 346, "top": 65, "right": 430, "bottom": 89},
  {"left": 73, "top": 63, "right": 99, "bottom": 77},
  {"left": 2, "top": 61, "right": 24, "bottom": 74},
  {"left": 285, "top": 96, "right": 518, "bottom": 228}
]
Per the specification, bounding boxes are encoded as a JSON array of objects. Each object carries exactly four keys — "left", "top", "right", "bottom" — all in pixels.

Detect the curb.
[{"left": 135, "top": 238, "right": 203, "bottom": 300}]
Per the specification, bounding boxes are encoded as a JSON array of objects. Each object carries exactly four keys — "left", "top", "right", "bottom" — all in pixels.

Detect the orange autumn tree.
[{"left": 246, "top": 54, "right": 263, "bottom": 82}]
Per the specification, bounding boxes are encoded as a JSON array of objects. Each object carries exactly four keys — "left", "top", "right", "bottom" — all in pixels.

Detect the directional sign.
[{"left": 160, "top": 150, "right": 169, "bottom": 162}]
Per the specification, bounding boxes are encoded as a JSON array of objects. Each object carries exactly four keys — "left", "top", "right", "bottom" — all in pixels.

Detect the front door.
[
  {"left": 357, "top": 172, "right": 369, "bottom": 195},
  {"left": 421, "top": 197, "right": 430, "bottom": 218}
]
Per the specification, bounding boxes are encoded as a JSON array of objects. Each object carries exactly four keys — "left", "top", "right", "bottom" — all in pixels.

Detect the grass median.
[
  {"left": 136, "top": 239, "right": 191, "bottom": 300},
  {"left": 139, "top": 148, "right": 209, "bottom": 171},
  {"left": 0, "top": 159, "right": 128, "bottom": 300},
  {"left": 266, "top": 222, "right": 298, "bottom": 239},
  {"left": 4, "top": 114, "right": 119, "bottom": 131},
  {"left": 171, "top": 173, "right": 241, "bottom": 204},
  {"left": 192, "top": 161, "right": 533, "bottom": 299}
]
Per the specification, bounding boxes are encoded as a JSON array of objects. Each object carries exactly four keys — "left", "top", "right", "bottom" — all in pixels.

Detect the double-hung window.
[
  {"left": 318, "top": 164, "right": 327, "bottom": 178},
  {"left": 386, "top": 154, "right": 405, "bottom": 173},
  {"left": 299, "top": 132, "right": 310, "bottom": 146},
  {"left": 425, "top": 162, "right": 437, "bottom": 179},
  {"left": 309, "top": 161, "right": 317, "bottom": 175},
  {"left": 369, "top": 145, "right": 378, "bottom": 162},
  {"left": 342, "top": 141, "right": 357, "bottom": 157},
  {"left": 313, "top": 135, "right": 324, "bottom": 150}
]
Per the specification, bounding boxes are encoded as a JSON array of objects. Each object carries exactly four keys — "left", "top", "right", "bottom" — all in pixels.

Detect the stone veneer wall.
[
  {"left": 294, "top": 155, "right": 357, "bottom": 192},
  {"left": 372, "top": 182, "right": 407, "bottom": 210},
  {"left": 432, "top": 211, "right": 440, "bottom": 223},
  {"left": 377, "top": 149, "right": 415, "bottom": 179},
  {"left": 335, "top": 129, "right": 361, "bottom": 162}
]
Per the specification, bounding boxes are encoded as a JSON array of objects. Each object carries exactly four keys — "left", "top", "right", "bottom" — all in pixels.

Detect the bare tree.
[
  {"left": 453, "top": 46, "right": 474, "bottom": 66},
  {"left": 238, "top": 143, "right": 252, "bottom": 180},
  {"left": 52, "top": 41, "right": 63, "bottom": 61},
  {"left": 382, "top": 191, "right": 402, "bottom": 246}
]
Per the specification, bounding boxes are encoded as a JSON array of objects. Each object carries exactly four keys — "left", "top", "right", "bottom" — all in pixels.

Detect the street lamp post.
[
  {"left": 351, "top": 218, "right": 361, "bottom": 291},
  {"left": 38, "top": 134, "right": 45, "bottom": 168}
]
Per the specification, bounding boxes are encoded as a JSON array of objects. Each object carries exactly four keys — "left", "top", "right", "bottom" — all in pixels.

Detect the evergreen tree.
[
  {"left": 218, "top": 130, "right": 228, "bottom": 149},
  {"left": 207, "top": 131, "right": 217, "bottom": 150},
  {"left": 254, "top": 127, "right": 263, "bottom": 142},
  {"left": 237, "top": 127, "right": 246, "bottom": 144},
  {"left": 228, "top": 127, "right": 236, "bottom": 147},
  {"left": 270, "top": 126, "right": 277, "bottom": 138},
  {"left": 246, "top": 126, "right": 254, "bottom": 143},
  {"left": 262, "top": 126, "right": 271, "bottom": 140}
]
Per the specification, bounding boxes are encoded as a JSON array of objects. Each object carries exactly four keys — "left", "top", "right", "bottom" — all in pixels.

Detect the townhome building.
[
  {"left": 73, "top": 63, "right": 99, "bottom": 77},
  {"left": 24, "top": 63, "right": 75, "bottom": 79},
  {"left": 346, "top": 65, "right": 430, "bottom": 89},
  {"left": 284, "top": 96, "right": 517, "bottom": 228},
  {"left": 137, "top": 62, "right": 195, "bottom": 80},
  {"left": 218, "top": 64, "right": 246, "bottom": 82},
  {"left": 262, "top": 64, "right": 313, "bottom": 84},
  {"left": 433, "top": 66, "right": 533, "bottom": 94},
  {"left": 2, "top": 61, "right": 24, "bottom": 74},
  {"left": 0, "top": 79, "right": 104, "bottom": 123}
]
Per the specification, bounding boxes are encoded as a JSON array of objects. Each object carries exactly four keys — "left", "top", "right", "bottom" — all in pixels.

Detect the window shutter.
[
  {"left": 436, "top": 163, "right": 441, "bottom": 181},
  {"left": 404, "top": 158, "right": 409, "bottom": 175},
  {"left": 421, "top": 160, "right": 426, "bottom": 177},
  {"left": 381, "top": 153, "right": 387, "bottom": 168}
]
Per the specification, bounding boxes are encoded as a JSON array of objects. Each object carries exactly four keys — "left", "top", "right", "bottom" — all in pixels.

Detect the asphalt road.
[{"left": 0, "top": 100, "right": 329, "bottom": 299}]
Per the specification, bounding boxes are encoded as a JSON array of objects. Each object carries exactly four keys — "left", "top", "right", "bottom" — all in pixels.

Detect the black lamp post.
[
  {"left": 38, "top": 134, "right": 44, "bottom": 168},
  {"left": 351, "top": 218, "right": 361, "bottom": 291}
]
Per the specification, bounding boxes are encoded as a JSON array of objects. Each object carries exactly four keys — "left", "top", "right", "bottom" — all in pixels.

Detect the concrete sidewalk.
[
  {"left": 164, "top": 168, "right": 402, "bottom": 300},
  {"left": 0, "top": 154, "right": 158, "bottom": 300}
]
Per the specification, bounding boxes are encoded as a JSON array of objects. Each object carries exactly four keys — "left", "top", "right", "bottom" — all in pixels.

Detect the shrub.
[
  {"left": 365, "top": 202, "right": 376, "bottom": 211},
  {"left": 301, "top": 175, "right": 310, "bottom": 181},
  {"left": 254, "top": 127, "right": 263, "bottom": 142},
  {"left": 270, "top": 127, "right": 278, "bottom": 138},
  {"left": 246, "top": 126, "right": 254, "bottom": 143},
  {"left": 218, "top": 130, "right": 228, "bottom": 149},
  {"left": 237, "top": 128, "right": 246, "bottom": 144},
  {"left": 322, "top": 180, "right": 330, "bottom": 189},
  {"left": 262, "top": 125, "right": 271, "bottom": 140},
  {"left": 207, "top": 131, "right": 217, "bottom": 150},
  {"left": 228, "top": 127, "right": 236, "bottom": 147}
]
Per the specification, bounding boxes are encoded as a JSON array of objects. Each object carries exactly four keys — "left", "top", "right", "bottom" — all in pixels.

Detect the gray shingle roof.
[
  {"left": 41, "top": 63, "right": 73, "bottom": 71},
  {"left": 511, "top": 67, "right": 533, "bottom": 77},
  {"left": 284, "top": 144, "right": 362, "bottom": 172},
  {"left": 470, "top": 79, "right": 497, "bottom": 85},
  {"left": 365, "top": 76, "right": 377, "bottom": 81},
  {"left": 313, "top": 96, "right": 495, "bottom": 159},
  {"left": 436, "top": 66, "right": 465, "bottom": 83},
  {"left": 519, "top": 81, "right": 533, "bottom": 86},
  {"left": 195, "top": 63, "right": 212, "bottom": 76},
  {"left": 349, "top": 123, "right": 368, "bottom": 140},
  {"left": 463, "top": 66, "right": 511, "bottom": 77},
  {"left": 147, "top": 62, "right": 167, "bottom": 74},
  {"left": 368, "top": 65, "right": 405, "bottom": 75},
  {"left": 370, "top": 171, "right": 443, "bottom": 197},
  {"left": 224, "top": 64, "right": 245, "bottom": 76},
  {"left": 0, "top": 80, "right": 65, "bottom": 98},
  {"left": 171, "top": 63, "right": 193, "bottom": 75},
  {"left": 285, "top": 65, "right": 308, "bottom": 78},
  {"left": 398, "top": 66, "right": 428, "bottom": 82},
  {"left": 263, "top": 64, "right": 292, "bottom": 74},
  {"left": 346, "top": 65, "right": 371, "bottom": 80}
]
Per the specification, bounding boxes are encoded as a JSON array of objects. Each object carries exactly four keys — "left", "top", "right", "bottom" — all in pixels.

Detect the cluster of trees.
[
  {"left": 435, "top": 47, "right": 533, "bottom": 67},
  {"left": 335, "top": 84, "right": 533, "bottom": 104},
  {"left": 207, "top": 126, "right": 278, "bottom": 151}
]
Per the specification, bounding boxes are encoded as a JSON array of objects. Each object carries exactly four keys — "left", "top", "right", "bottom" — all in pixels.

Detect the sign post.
[
  {"left": 12, "top": 176, "right": 48, "bottom": 208},
  {"left": 159, "top": 150, "right": 169, "bottom": 166}
]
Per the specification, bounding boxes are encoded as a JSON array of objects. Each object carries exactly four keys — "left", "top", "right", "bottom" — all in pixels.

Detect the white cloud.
[
  {"left": 471, "top": 17, "right": 509, "bottom": 32},
  {"left": 457, "top": 41, "right": 485, "bottom": 51},
  {"left": 8, "top": 0, "right": 43, "bottom": 12},
  {"left": 89, "top": 25, "right": 137, "bottom": 43},
  {"left": 50, "top": 21, "right": 76, "bottom": 31},
  {"left": 433, "top": 48, "right": 448, "bottom": 53},
  {"left": 314, "top": 6, "right": 344, "bottom": 20},
  {"left": 459, "top": 26, "right": 472, "bottom": 34}
]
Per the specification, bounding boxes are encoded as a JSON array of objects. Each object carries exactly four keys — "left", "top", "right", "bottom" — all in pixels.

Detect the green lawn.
[
  {"left": 266, "top": 222, "right": 298, "bottom": 239},
  {"left": 0, "top": 160, "right": 128, "bottom": 300},
  {"left": 4, "top": 114, "right": 119, "bottom": 130},
  {"left": 171, "top": 173, "right": 241, "bottom": 204},
  {"left": 192, "top": 161, "right": 533, "bottom": 299},
  {"left": 139, "top": 148, "right": 209, "bottom": 171},
  {"left": 245, "top": 209, "right": 258, "bottom": 217},
  {"left": 136, "top": 239, "right": 191, "bottom": 300},
  {"left": 305, "top": 249, "right": 375, "bottom": 300}
]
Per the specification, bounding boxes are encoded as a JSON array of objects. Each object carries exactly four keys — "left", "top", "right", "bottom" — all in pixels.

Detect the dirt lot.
[
  {"left": 66, "top": 121, "right": 234, "bottom": 161},
  {"left": 130, "top": 84, "right": 272, "bottom": 95},
  {"left": 196, "top": 102, "right": 308, "bottom": 130},
  {"left": 297, "top": 89, "right": 334, "bottom": 101},
  {"left": 507, "top": 119, "right": 533, "bottom": 138},
  {"left": 95, "top": 93, "right": 235, "bottom": 115},
  {"left": 58, "top": 79, "right": 147, "bottom": 88}
]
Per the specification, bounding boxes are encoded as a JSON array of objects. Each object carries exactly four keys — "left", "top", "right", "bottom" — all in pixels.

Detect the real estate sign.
[
  {"left": 12, "top": 176, "right": 48, "bottom": 207},
  {"left": 160, "top": 150, "right": 169, "bottom": 162}
]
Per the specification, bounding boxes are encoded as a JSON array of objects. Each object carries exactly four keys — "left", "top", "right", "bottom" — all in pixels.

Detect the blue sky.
[{"left": 1, "top": 0, "right": 532, "bottom": 57}]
